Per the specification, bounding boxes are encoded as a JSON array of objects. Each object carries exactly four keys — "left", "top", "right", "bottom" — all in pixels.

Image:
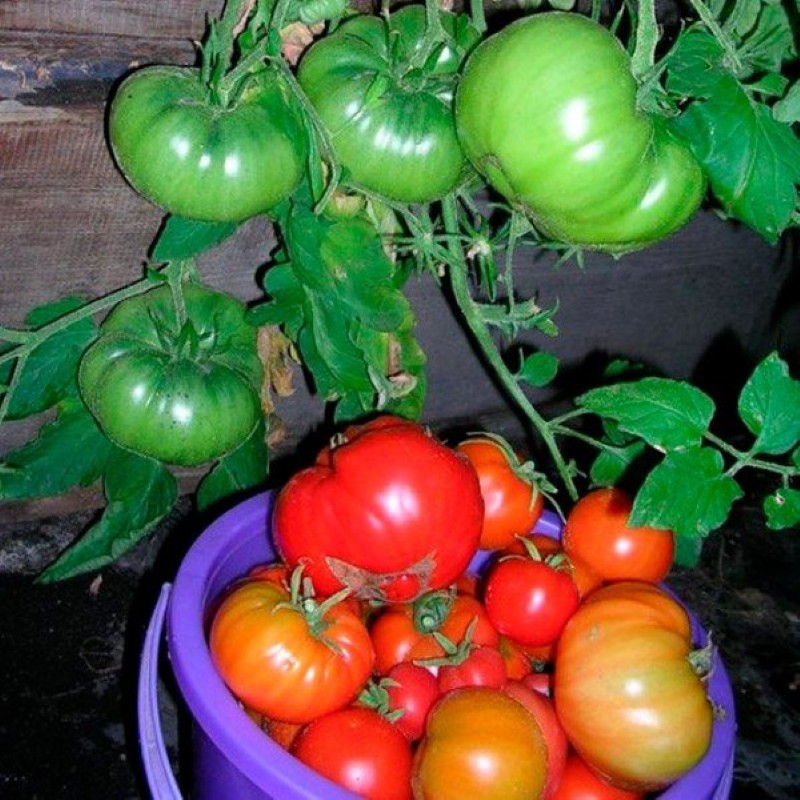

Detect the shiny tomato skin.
[
  {"left": 292, "top": 707, "right": 413, "bottom": 800},
  {"left": 552, "top": 753, "right": 644, "bottom": 800},
  {"left": 370, "top": 592, "right": 499, "bottom": 675},
  {"left": 208, "top": 579, "right": 374, "bottom": 724},
  {"left": 297, "top": 6, "right": 479, "bottom": 203},
  {"left": 505, "top": 534, "right": 604, "bottom": 599},
  {"left": 78, "top": 283, "right": 262, "bottom": 467},
  {"left": 437, "top": 645, "right": 507, "bottom": 693},
  {"left": 483, "top": 556, "right": 580, "bottom": 647},
  {"left": 554, "top": 582, "right": 713, "bottom": 791},
  {"left": 563, "top": 488, "right": 675, "bottom": 583},
  {"left": 412, "top": 687, "right": 548, "bottom": 800},
  {"left": 384, "top": 662, "right": 441, "bottom": 741},
  {"left": 457, "top": 437, "right": 544, "bottom": 550},
  {"left": 273, "top": 415, "right": 484, "bottom": 602},
  {"left": 503, "top": 680, "right": 568, "bottom": 800},
  {"left": 455, "top": 13, "right": 705, "bottom": 253},
  {"left": 109, "top": 65, "right": 306, "bottom": 221}
]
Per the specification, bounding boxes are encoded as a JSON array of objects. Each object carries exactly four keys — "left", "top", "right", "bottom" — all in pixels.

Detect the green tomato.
[
  {"left": 297, "top": 6, "right": 480, "bottom": 204},
  {"left": 108, "top": 65, "right": 307, "bottom": 222},
  {"left": 79, "top": 284, "right": 263, "bottom": 467},
  {"left": 455, "top": 12, "right": 706, "bottom": 253}
]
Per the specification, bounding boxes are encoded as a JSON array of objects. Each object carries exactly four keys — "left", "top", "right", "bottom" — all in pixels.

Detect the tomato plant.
[
  {"left": 456, "top": 435, "right": 544, "bottom": 550},
  {"left": 554, "top": 582, "right": 713, "bottom": 791},
  {"left": 78, "top": 282, "right": 262, "bottom": 467},
  {"left": 208, "top": 575, "right": 374, "bottom": 723},
  {"left": 562, "top": 488, "right": 675, "bottom": 583},
  {"left": 455, "top": 12, "right": 706, "bottom": 253},
  {"left": 483, "top": 549, "right": 580, "bottom": 647},
  {"left": 369, "top": 589, "right": 499, "bottom": 675},
  {"left": 291, "top": 706, "right": 414, "bottom": 800},
  {"left": 297, "top": 5, "right": 479, "bottom": 203},
  {"left": 109, "top": 65, "right": 307, "bottom": 222},
  {"left": 273, "top": 416, "right": 484, "bottom": 602},
  {"left": 412, "top": 686, "right": 549, "bottom": 800}
]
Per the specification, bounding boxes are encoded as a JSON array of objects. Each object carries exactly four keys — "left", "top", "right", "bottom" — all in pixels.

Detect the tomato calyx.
[
  {"left": 358, "top": 678, "right": 407, "bottom": 724},
  {"left": 411, "top": 587, "right": 456, "bottom": 633},
  {"left": 688, "top": 635, "right": 716, "bottom": 681},
  {"left": 413, "top": 617, "right": 477, "bottom": 668},
  {"left": 276, "top": 565, "right": 353, "bottom": 650}
]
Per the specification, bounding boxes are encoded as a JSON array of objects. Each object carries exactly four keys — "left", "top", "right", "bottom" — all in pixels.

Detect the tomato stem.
[{"left": 441, "top": 194, "right": 579, "bottom": 502}]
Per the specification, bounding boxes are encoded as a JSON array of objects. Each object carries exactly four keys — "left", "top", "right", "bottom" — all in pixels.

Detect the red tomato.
[
  {"left": 209, "top": 579, "right": 374, "bottom": 723},
  {"left": 437, "top": 645, "right": 507, "bottom": 693},
  {"left": 273, "top": 415, "right": 484, "bottom": 602},
  {"left": 503, "top": 680, "right": 568, "bottom": 800},
  {"left": 483, "top": 555, "right": 580, "bottom": 647},
  {"left": 292, "top": 707, "right": 413, "bottom": 800},
  {"left": 498, "top": 635, "right": 534, "bottom": 680},
  {"left": 554, "top": 582, "right": 713, "bottom": 792},
  {"left": 384, "top": 662, "right": 441, "bottom": 741},
  {"left": 562, "top": 488, "right": 674, "bottom": 583},
  {"left": 412, "top": 687, "right": 549, "bottom": 800},
  {"left": 457, "top": 435, "right": 544, "bottom": 550},
  {"left": 552, "top": 752, "right": 644, "bottom": 800},
  {"left": 370, "top": 590, "right": 499, "bottom": 675},
  {"left": 523, "top": 671, "right": 552, "bottom": 696},
  {"left": 506, "top": 534, "right": 604, "bottom": 599}
]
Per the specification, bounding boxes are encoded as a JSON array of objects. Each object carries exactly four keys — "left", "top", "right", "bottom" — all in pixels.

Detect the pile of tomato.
[{"left": 208, "top": 416, "right": 715, "bottom": 800}]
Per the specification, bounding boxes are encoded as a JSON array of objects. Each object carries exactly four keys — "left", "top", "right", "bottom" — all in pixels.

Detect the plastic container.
[{"left": 138, "top": 491, "right": 736, "bottom": 799}]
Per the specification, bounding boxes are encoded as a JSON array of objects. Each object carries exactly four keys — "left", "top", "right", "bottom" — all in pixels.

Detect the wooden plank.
[{"left": 0, "top": 0, "right": 222, "bottom": 40}]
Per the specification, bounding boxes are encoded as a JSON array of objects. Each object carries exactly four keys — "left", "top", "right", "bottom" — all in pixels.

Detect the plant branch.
[{"left": 441, "top": 194, "right": 579, "bottom": 501}]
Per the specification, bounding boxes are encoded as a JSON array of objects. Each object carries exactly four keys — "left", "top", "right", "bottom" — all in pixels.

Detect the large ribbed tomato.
[
  {"left": 272, "top": 416, "right": 484, "bottom": 602},
  {"left": 209, "top": 578, "right": 374, "bottom": 724},
  {"left": 455, "top": 12, "right": 706, "bottom": 252},
  {"left": 554, "top": 582, "right": 713, "bottom": 792}
]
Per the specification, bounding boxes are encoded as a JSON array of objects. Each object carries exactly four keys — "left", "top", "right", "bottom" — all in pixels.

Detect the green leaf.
[
  {"left": 196, "top": 420, "right": 268, "bottom": 512},
  {"left": 793, "top": 446, "right": 800, "bottom": 469},
  {"left": 577, "top": 378, "right": 715, "bottom": 451},
  {"left": 518, "top": 351, "right": 559, "bottom": 387},
  {"left": 673, "top": 534, "right": 704, "bottom": 568},
  {"left": 0, "top": 297, "right": 97, "bottom": 419},
  {"left": 774, "top": 81, "right": 800, "bottom": 124},
  {"left": 151, "top": 215, "right": 238, "bottom": 261},
  {"left": 0, "top": 397, "right": 112, "bottom": 499},
  {"left": 666, "top": 29, "right": 800, "bottom": 243},
  {"left": 589, "top": 441, "right": 647, "bottom": 487},
  {"left": 37, "top": 451, "right": 178, "bottom": 582},
  {"left": 738, "top": 352, "right": 800, "bottom": 455},
  {"left": 630, "top": 448, "right": 744, "bottom": 539},
  {"left": 763, "top": 487, "right": 800, "bottom": 529}
]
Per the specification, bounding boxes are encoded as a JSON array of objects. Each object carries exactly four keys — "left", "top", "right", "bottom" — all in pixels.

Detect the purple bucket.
[{"left": 138, "top": 491, "right": 736, "bottom": 799}]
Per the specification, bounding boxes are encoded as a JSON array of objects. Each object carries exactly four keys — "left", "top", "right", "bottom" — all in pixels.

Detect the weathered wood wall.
[{"left": 1, "top": 1, "right": 798, "bottom": 521}]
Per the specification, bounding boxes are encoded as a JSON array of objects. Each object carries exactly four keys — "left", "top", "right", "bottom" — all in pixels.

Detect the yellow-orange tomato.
[
  {"left": 209, "top": 579, "right": 374, "bottom": 723},
  {"left": 412, "top": 687, "right": 548, "bottom": 800},
  {"left": 457, "top": 436, "right": 544, "bottom": 550},
  {"left": 554, "top": 582, "right": 712, "bottom": 792},
  {"left": 562, "top": 488, "right": 674, "bottom": 583}
]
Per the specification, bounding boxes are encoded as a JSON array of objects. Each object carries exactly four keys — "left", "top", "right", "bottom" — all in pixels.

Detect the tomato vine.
[{"left": 1, "top": 0, "right": 798, "bottom": 581}]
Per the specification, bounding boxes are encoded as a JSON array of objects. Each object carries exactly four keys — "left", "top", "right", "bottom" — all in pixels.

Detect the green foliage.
[{"left": 152, "top": 216, "right": 239, "bottom": 261}]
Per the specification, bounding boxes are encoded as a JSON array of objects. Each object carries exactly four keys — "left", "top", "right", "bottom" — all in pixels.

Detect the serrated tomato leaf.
[
  {"left": 738, "top": 351, "right": 800, "bottom": 455},
  {"left": 666, "top": 29, "right": 800, "bottom": 243},
  {"left": 37, "top": 451, "right": 178, "bottom": 582},
  {"left": 763, "top": 487, "right": 800, "bottom": 529},
  {"left": 196, "top": 420, "right": 268, "bottom": 512},
  {"left": 151, "top": 215, "right": 238, "bottom": 261},
  {"left": 0, "top": 298, "right": 97, "bottom": 419},
  {"left": 0, "top": 398, "right": 112, "bottom": 500},
  {"left": 630, "top": 448, "right": 743, "bottom": 539},
  {"left": 577, "top": 377, "right": 714, "bottom": 451},
  {"left": 589, "top": 441, "right": 647, "bottom": 487}
]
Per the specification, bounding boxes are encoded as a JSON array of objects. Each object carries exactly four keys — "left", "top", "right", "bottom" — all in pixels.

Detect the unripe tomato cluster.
[{"left": 208, "top": 416, "right": 713, "bottom": 799}]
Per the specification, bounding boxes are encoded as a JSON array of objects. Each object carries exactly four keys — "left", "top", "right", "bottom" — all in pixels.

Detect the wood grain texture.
[{"left": 0, "top": 0, "right": 223, "bottom": 40}]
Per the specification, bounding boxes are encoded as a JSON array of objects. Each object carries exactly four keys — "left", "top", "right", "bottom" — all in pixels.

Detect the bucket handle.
[{"left": 138, "top": 583, "right": 183, "bottom": 800}]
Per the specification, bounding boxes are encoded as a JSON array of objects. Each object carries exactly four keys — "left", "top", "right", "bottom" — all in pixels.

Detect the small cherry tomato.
[{"left": 384, "top": 662, "right": 441, "bottom": 741}]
